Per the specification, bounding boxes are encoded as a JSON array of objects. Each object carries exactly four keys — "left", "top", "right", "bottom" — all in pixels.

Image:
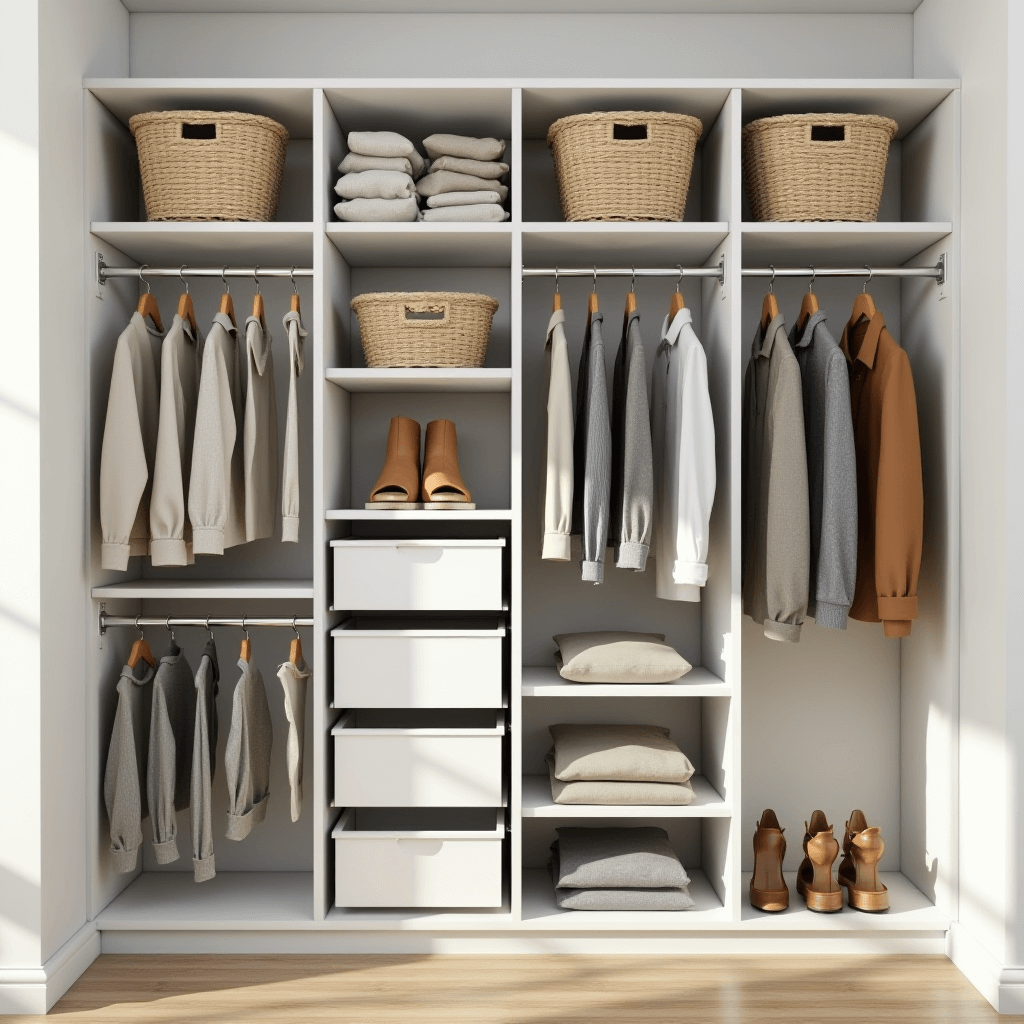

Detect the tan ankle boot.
[
  {"left": 847, "top": 822, "right": 889, "bottom": 913},
  {"left": 750, "top": 809, "right": 789, "bottom": 912},
  {"left": 421, "top": 419, "right": 475, "bottom": 509},
  {"left": 367, "top": 416, "right": 421, "bottom": 508},
  {"left": 796, "top": 810, "right": 842, "bottom": 913}
]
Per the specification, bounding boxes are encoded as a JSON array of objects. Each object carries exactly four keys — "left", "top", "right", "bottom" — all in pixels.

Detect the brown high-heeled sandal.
[
  {"left": 750, "top": 809, "right": 789, "bottom": 912},
  {"left": 421, "top": 419, "right": 475, "bottom": 509},
  {"left": 839, "top": 810, "right": 889, "bottom": 912},
  {"left": 367, "top": 416, "right": 422, "bottom": 509},
  {"left": 795, "top": 810, "right": 843, "bottom": 913}
]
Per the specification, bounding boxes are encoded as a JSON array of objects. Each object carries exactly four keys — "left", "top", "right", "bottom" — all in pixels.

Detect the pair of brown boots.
[
  {"left": 750, "top": 808, "right": 889, "bottom": 914},
  {"left": 367, "top": 416, "right": 475, "bottom": 510}
]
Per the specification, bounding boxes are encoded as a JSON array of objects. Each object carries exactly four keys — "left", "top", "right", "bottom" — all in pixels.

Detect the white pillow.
[{"left": 553, "top": 631, "right": 692, "bottom": 683}]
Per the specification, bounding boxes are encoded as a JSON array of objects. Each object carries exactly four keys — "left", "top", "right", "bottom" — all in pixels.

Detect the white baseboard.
[
  {"left": 0, "top": 922, "right": 100, "bottom": 1015},
  {"left": 948, "top": 922, "right": 1024, "bottom": 1014}
]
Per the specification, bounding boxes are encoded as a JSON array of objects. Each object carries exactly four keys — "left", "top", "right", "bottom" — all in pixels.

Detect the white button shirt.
[{"left": 650, "top": 307, "right": 716, "bottom": 601}]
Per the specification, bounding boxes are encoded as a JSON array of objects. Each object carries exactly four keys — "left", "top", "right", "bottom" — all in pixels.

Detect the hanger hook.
[
  {"left": 206, "top": 616, "right": 214, "bottom": 640},
  {"left": 863, "top": 265, "right": 872, "bottom": 292},
  {"left": 676, "top": 265, "right": 683, "bottom": 293},
  {"left": 768, "top": 265, "right": 776, "bottom": 294},
  {"left": 292, "top": 616, "right": 300, "bottom": 639},
  {"left": 592, "top": 266, "right": 597, "bottom": 293},
  {"left": 554, "top": 267, "right": 559, "bottom": 293},
  {"left": 221, "top": 266, "right": 230, "bottom": 294},
  {"left": 135, "top": 615, "right": 144, "bottom": 638},
  {"left": 290, "top": 265, "right": 297, "bottom": 293},
  {"left": 253, "top": 265, "right": 261, "bottom": 295},
  {"left": 165, "top": 616, "right": 175, "bottom": 643},
  {"left": 241, "top": 616, "right": 250, "bottom": 642},
  {"left": 179, "top": 264, "right": 189, "bottom": 294},
  {"left": 138, "top": 265, "right": 151, "bottom": 294},
  {"left": 808, "top": 265, "right": 815, "bottom": 293},
  {"left": 630, "top": 265, "right": 636, "bottom": 292}
]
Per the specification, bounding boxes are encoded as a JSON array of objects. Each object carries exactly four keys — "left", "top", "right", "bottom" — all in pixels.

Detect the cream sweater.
[
  {"left": 540, "top": 308, "right": 574, "bottom": 560},
  {"left": 281, "top": 310, "right": 306, "bottom": 543},
  {"left": 243, "top": 316, "right": 279, "bottom": 542},
  {"left": 189, "top": 313, "right": 246, "bottom": 555},
  {"left": 100, "top": 312, "right": 161, "bottom": 571}
]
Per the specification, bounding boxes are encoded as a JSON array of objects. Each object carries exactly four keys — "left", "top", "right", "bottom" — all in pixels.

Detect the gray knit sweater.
[
  {"left": 610, "top": 308, "right": 654, "bottom": 570},
  {"left": 572, "top": 310, "right": 612, "bottom": 583},
  {"left": 224, "top": 657, "right": 273, "bottom": 840},
  {"left": 789, "top": 311, "right": 859, "bottom": 628},
  {"left": 191, "top": 640, "right": 220, "bottom": 882}
]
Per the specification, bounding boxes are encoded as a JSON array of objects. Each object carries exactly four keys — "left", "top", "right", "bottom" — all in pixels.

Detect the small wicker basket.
[
  {"left": 546, "top": 110, "right": 703, "bottom": 222},
  {"left": 351, "top": 292, "right": 499, "bottom": 368},
  {"left": 743, "top": 113, "right": 898, "bottom": 222},
  {"left": 129, "top": 109, "right": 289, "bottom": 221}
]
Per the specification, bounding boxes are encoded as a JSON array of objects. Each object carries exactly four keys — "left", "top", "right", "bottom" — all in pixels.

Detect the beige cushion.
[
  {"left": 547, "top": 753, "right": 695, "bottom": 804},
  {"left": 548, "top": 724, "right": 695, "bottom": 784},
  {"left": 553, "top": 631, "right": 692, "bottom": 683}
]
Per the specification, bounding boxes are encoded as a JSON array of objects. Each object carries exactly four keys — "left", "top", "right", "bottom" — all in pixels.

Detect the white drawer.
[
  {"left": 331, "top": 619, "right": 505, "bottom": 709},
  {"left": 331, "top": 538, "right": 505, "bottom": 611},
  {"left": 333, "top": 808, "right": 504, "bottom": 908},
  {"left": 332, "top": 709, "right": 505, "bottom": 807}
]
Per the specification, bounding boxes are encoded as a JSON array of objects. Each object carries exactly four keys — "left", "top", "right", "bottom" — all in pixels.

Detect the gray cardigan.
[
  {"left": 790, "top": 311, "right": 858, "bottom": 628},
  {"left": 572, "top": 310, "right": 612, "bottom": 583},
  {"left": 610, "top": 308, "right": 654, "bottom": 570}
]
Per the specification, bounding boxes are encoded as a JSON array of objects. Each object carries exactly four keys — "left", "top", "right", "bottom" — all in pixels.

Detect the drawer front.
[
  {"left": 334, "top": 734, "right": 503, "bottom": 807},
  {"left": 332, "top": 544, "right": 503, "bottom": 610},
  {"left": 334, "top": 836, "right": 503, "bottom": 908},
  {"left": 333, "top": 635, "right": 503, "bottom": 708}
]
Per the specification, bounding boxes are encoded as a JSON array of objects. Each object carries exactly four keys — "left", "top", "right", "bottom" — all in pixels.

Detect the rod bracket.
[
  {"left": 935, "top": 252, "right": 946, "bottom": 287},
  {"left": 716, "top": 253, "right": 726, "bottom": 287},
  {"left": 95, "top": 252, "right": 108, "bottom": 297},
  {"left": 99, "top": 604, "right": 108, "bottom": 637}
]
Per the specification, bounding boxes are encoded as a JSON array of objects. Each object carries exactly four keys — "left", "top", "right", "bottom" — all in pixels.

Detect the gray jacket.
[
  {"left": 790, "top": 312, "right": 858, "bottom": 628},
  {"left": 610, "top": 309, "right": 654, "bottom": 570},
  {"left": 572, "top": 310, "right": 612, "bottom": 583},
  {"left": 147, "top": 643, "right": 196, "bottom": 864},
  {"left": 191, "top": 640, "right": 220, "bottom": 882},
  {"left": 225, "top": 657, "right": 274, "bottom": 840},
  {"left": 742, "top": 314, "right": 810, "bottom": 642}
]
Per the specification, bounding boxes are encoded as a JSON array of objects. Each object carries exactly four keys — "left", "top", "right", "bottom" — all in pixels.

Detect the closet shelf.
[
  {"left": 522, "top": 665, "right": 730, "bottom": 697},
  {"left": 91, "top": 579, "right": 314, "bottom": 600},
  {"left": 521, "top": 774, "right": 729, "bottom": 818},
  {"left": 740, "top": 222, "right": 952, "bottom": 264},
  {"left": 327, "top": 508, "right": 513, "bottom": 520},
  {"left": 326, "top": 223, "right": 511, "bottom": 267},
  {"left": 522, "top": 222, "right": 729, "bottom": 266},
  {"left": 326, "top": 368, "right": 512, "bottom": 393},
  {"left": 90, "top": 222, "right": 315, "bottom": 264}
]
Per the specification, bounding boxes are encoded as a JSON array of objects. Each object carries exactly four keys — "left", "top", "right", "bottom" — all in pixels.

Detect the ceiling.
[{"left": 121, "top": 1, "right": 924, "bottom": 14}]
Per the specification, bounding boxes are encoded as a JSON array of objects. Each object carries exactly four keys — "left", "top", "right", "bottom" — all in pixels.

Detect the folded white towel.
[
  {"left": 421, "top": 204, "right": 510, "bottom": 222},
  {"left": 423, "top": 134, "right": 506, "bottom": 161},
  {"left": 426, "top": 190, "right": 502, "bottom": 208},
  {"left": 417, "top": 170, "right": 509, "bottom": 200},
  {"left": 429, "top": 155, "right": 508, "bottom": 180},
  {"left": 335, "top": 169, "right": 416, "bottom": 201},
  {"left": 339, "top": 152, "right": 414, "bottom": 176},
  {"left": 334, "top": 197, "right": 419, "bottom": 222}
]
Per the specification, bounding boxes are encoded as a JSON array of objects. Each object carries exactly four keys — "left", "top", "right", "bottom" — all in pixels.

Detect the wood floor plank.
[{"left": 14, "top": 954, "right": 1022, "bottom": 1022}]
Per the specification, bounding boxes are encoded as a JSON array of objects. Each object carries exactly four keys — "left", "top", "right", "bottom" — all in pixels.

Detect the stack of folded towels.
[
  {"left": 546, "top": 723, "right": 696, "bottom": 805},
  {"left": 333, "top": 130, "right": 509, "bottom": 222},
  {"left": 549, "top": 826, "right": 695, "bottom": 910}
]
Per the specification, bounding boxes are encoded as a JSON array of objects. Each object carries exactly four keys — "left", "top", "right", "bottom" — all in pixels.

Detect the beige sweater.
[
  {"left": 243, "top": 315, "right": 279, "bottom": 542},
  {"left": 540, "top": 309, "right": 574, "bottom": 560},
  {"left": 189, "top": 313, "right": 246, "bottom": 555},
  {"left": 150, "top": 314, "right": 201, "bottom": 566},
  {"left": 281, "top": 310, "right": 306, "bottom": 543},
  {"left": 100, "top": 312, "right": 161, "bottom": 571}
]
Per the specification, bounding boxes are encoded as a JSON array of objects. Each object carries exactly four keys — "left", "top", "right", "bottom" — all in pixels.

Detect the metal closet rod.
[
  {"left": 522, "top": 267, "right": 722, "bottom": 278},
  {"left": 98, "top": 264, "right": 313, "bottom": 282},
  {"left": 99, "top": 613, "right": 312, "bottom": 636},
  {"left": 743, "top": 263, "right": 945, "bottom": 281}
]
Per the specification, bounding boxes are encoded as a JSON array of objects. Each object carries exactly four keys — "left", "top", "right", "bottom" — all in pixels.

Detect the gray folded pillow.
[
  {"left": 552, "top": 826, "right": 691, "bottom": 889},
  {"left": 334, "top": 197, "right": 419, "bottom": 222},
  {"left": 347, "top": 131, "right": 425, "bottom": 176},
  {"left": 339, "top": 152, "right": 427, "bottom": 178},
  {"left": 426, "top": 190, "right": 503, "bottom": 208},
  {"left": 549, "top": 723, "right": 695, "bottom": 784},
  {"left": 421, "top": 204, "right": 509, "bottom": 223},
  {"left": 423, "top": 133, "right": 506, "bottom": 161},
  {"left": 549, "top": 844, "right": 695, "bottom": 910},
  {"left": 546, "top": 752, "right": 695, "bottom": 805},
  {"left": 553, "top": 630, "right": 692, "bottom": 683},
  {"left": 335, "top": 169, "right": 416, "bottom": 201},
  {"left": 429, "top": 155, "right": 509, "bottom": 179},
  {"left": 417, "top": 171, "right": 509, "bottom": 200}
]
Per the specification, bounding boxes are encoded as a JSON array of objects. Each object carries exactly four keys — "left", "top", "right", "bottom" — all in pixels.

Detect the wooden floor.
[{"left": 11, "top": 954, "right": 1022, "bottom": 1022}]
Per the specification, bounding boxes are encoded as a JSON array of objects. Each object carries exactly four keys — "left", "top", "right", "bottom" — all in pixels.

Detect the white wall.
[{"left": 126, "top": 12, "right": 913, "bottom": 79}]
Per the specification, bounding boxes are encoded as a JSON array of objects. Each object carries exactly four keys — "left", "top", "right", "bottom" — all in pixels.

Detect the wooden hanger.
[
  {"left": 127, "top": 618, "right": 155, "bottom": 669},
  {"left": 552, "top": 268, "right": 561, "bottom": 311},
  {"left": 760, "top": 266, "right": 779, "bottom": 332},
  {"left": 219, "top": 267, "right": 237, "bottom": 328},
  {"left": 795, "top": 266, "right": 819, "bottom": 335},
  {"left": 624, "top": 266, "right": 637, "bottom": 320},
  {"left": 240, "top": 619, "right": 252, "bottom": 663},
  {"left": 588, "top": 267, "right": 599, "bottom": 315},
  {"left": 136, "top": 266, "right": 163, "bottom": 333},
  {"left": 669, "top": 267, "right": 686, "bottom": 318},
  {"left": 849, "top": 266, "right": 877, "bottom": 327},
  {"left": 289, "top": 618, "right": 303, "bottom": 664},
  {"left": 290, "top": 266, "right": 301, "bottom": 314},
  {"left": 176, "top": 265, "right": 198, "bottom": 336},
  {"left": 252, "top": 266, "right": 266, "bottom": 330}
]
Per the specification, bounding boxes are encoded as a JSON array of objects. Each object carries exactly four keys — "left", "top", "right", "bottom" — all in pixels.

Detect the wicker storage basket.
[
  {"left": 546, "top": 110, "right": 703, "bottom": 222},
  {"left": 743, "top": 113, "right": 898, "bottom": 222},
  {"left": 129, "top": 109, "right": 289, "bottom": 221},
  {"left": 351, "top": 292, "right": 499, "bottom": 368}
]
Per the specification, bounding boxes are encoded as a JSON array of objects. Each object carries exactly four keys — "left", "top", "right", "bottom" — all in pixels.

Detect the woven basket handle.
[
  {"left": 181, "top": 121, "right": 218, "bottom": 140},
  {"left": 400, "top": 300, "right": 450, "bottom": 328},
  {"left": 611, "top": 122, "right": 649, "bottom": 142},
  {"left": 809, "top": 124, "right": 848, "bottom": 143}
]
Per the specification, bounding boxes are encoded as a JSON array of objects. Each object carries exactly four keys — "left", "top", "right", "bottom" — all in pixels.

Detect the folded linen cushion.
[
  {"left": 552, "top": 826, "right": 691, "bottom": 889},
  {"left": 423, "top": 134, "right": 506, "bottom": 161},
  {"left": 549, "top": 844, "right": 694, "bottom": 910},
  {"left": 549, "top": 723, "right": 694, "bottom": 784},
  {"left": 348, "top": 130, "right": 416, "bottom": 158},
  {"left": 553, "top": 630, "right": 692, "bottom": 683},
  {"left": 334, "top": 197, "right": 419, "bottom": 222},
  {"left": 546, "top": 752, "right": 695, "bottom": 805},
  {"left": 426, "top": 191, "right": 503, "bottom": 208},
  {"left": 421, "top": 204, "right": 509, "bottom": 223},
  {"left": 417, "top": 170, "right": 509, "bottom": 200},
  {"left": 429, "top": 155, "right": 509, "bottom": 179},
  {"left": 335, "top": 170, "right": 416, "bottom": 200},
  {"left": 339, "top": 152, "right": 417, "bottom": 177}
]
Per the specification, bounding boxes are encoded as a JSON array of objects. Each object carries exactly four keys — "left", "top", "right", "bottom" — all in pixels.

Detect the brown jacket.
[{"left": 840, "top": 310, "right": 923, "bottom": 637}]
